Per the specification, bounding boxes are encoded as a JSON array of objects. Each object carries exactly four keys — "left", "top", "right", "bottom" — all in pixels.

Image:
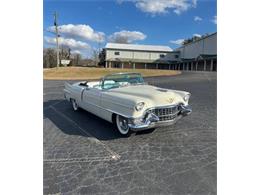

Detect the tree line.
[{"left": 43, "top": 47, "right": 102, "bottom": 68}]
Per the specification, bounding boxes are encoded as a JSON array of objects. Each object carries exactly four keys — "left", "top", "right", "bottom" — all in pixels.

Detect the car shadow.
[{"left": 44, "top": 99, "right": 137, "bottom": 141}]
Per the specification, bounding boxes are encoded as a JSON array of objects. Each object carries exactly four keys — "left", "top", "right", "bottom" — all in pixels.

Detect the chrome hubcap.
[{"left": 117, "top": 115, "right": 129, "bottom": 134}]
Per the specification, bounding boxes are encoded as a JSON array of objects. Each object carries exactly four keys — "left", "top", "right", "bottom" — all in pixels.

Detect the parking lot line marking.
[
  {"left": 44, "top": 100, "right": 63, "bottom": 110},
  {"left": 43, "top": 156, "right": 115, "bottom": 164},
  {"left": 43, "top": 92, "right": 63, "bottom": 96},
  {"left": 50, "top": 105, "right": 121, "bottom": 161}
]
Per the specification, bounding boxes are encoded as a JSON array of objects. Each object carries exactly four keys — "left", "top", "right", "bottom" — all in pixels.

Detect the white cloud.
[
  {"left": 44, "top": 36, "right": 90, "bottom": 50},
  {"left": 120, "top": 0, "right": 197, "bottom": 15},
  {"left": 194, "top": 16, "right": 202, "bottom": 22},
  {"left": 71, "top": 50, "right": 82, "bottom": 55},
  {"left": 109, "top": 30, "right": 147, "bottom": 43},
  {"left": 212, "top": 15, "right": 217, "bottom": 24},
  {"left": 193, "top": 33, "right": 201, "bottom": 37},
  {"left": 48, "top": 24, "right": 105, "bottom": 42},
  {"left": 170, "top": 39, "right": 184, "bottom": 45}
]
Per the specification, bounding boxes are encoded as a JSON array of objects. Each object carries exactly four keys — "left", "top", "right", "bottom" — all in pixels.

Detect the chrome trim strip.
[
  {"left": 101, "top": 98, "right": 134, "bottom": 109},
  {"left": 79, "top": 99, "right": 133, "bottom": 119}
]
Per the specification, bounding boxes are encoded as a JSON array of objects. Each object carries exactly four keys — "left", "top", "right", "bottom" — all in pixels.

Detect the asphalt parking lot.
[{"left": 43, "top": 71, "right": 217, "bottom": 195}]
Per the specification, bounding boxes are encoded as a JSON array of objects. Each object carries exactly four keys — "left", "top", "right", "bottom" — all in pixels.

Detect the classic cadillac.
[{"left": 64, "top": 73, "right": 192, "bottom": 135}]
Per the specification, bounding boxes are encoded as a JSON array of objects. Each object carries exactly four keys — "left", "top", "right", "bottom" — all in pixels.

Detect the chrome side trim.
[{"left": 77, "top": 98, "right": 133, "bottom": 119}]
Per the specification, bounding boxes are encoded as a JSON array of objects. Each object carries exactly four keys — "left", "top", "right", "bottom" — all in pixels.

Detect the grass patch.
[{"left": 43, "top": 67, "right": 181, "bottom": 80}]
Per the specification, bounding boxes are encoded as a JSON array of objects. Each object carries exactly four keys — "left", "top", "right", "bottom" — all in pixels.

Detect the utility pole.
[
  {"left": 54, "top": 12, "right": 60, "bottom": 68},
  {"left": 97, "top": 37, "right": 101, "bottom": 67}
]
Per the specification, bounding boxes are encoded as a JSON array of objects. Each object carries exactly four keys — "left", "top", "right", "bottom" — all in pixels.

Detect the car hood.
[{"left": 102, "top": 84, "right": 186, "bottom": 109}]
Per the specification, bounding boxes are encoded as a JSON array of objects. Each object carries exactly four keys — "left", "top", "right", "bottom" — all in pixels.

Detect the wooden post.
[{"left": 204, "top": 60, "right": 207, "bottom": 71}]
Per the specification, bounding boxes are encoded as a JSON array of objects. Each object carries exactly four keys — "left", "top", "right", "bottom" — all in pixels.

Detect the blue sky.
[{"left": 44, "top": 0, "right": 217, "bottom": 57}]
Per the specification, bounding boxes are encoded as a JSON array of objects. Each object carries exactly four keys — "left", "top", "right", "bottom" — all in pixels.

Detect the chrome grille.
[{"left": 149, "top": 105, "right": 179, "bottom": 121}]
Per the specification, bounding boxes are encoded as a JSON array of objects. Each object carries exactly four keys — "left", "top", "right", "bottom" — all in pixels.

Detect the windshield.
[{"left": 101, "top": 73, "right": 144, "bottom": 89}]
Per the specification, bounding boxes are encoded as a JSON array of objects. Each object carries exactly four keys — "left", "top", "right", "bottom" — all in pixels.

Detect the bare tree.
[
  {"left": 92, "top": 49, "right": 100, "bottom": 66},
  {"left": 69, "top": 53, "right": 82, "bottom": 66},
  {"left": 43, "top": 48, "right": 56, "bottom": 68}
]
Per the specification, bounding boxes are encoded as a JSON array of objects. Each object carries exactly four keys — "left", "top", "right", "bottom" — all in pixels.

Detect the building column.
[
  {"left": 145, "top": 63, "right": 147, "bottom": 69},
  {"left": 191, "top": 62, "right": 193, "bottom": 71},
  {"left": 186, "top": 63, "right": 189, "bottom": 71},
  {"left": 109, "top": 61, "right": 111, "bottom": 68},
  {"left": 204, "top": 60, "right": 207, "bottom": 71},
  {"left": 156, "top": 63, "right": 158, "bottom": 69},
  {"left": 195, "top": 61, "right": 198, "bottom": 71},
  {"left": 121, "top": 62, "right": 124, "bottom": 69},
  {"left": 105, "top": 61, "right": 108, "bottom": 68},
  {"left": 133, "top": 63, "right": 135, "bottom": 69},
  {"left": 169, "top": 64, "right": 171, "bottom": 70},
  {"left": 210, "top": 59, "right": 213, "bottom": 71}
]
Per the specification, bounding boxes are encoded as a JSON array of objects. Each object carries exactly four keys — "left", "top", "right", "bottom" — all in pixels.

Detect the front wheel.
[
  {"left": 71, "top": 99, "right": 79, "bottom": 111},
  {"left": 115, "top": 115, "right": 130, "bottom": 136}
]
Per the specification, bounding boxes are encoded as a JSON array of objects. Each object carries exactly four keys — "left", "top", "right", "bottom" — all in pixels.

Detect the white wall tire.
[
  {"left": 116, "top": 115, "right": 130, "bottom": 135},
  {"left": 71, "top": 99, "right": 79, "bottom": 111}
]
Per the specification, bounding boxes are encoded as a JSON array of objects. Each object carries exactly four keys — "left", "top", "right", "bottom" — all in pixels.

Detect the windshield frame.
[{"left": 100, "top": 72, "right": 145, "bottom": 90}]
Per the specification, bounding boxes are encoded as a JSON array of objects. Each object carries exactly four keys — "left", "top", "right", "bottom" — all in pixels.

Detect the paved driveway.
[{"left": 44, "top": 71, "right": 217, "bottom": 195}]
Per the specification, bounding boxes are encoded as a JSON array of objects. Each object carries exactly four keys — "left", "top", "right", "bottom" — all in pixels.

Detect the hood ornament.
[{"left": 167, "top": 98, "right": 174, "bottom": 103}]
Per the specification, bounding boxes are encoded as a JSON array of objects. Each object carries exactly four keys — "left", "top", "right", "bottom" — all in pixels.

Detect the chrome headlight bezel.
[
  {"left": 183, "top": 94, "right": 190, "bottom": 102},
  {"left": 135, "top": 102, "right": 145, "bottom": 111}
]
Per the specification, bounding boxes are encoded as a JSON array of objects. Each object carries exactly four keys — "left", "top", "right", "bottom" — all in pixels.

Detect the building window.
[
  {"left": 114, "top": 51, "right": 120, "bottom": 55},
  {"left": 160, "top": 54, "right": 165, "bottom": 58},
  {"left": 175, "top": 55, "right": 179, "bottom": 58}
]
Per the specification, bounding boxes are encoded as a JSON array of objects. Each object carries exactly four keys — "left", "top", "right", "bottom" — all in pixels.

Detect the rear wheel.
[
  {"left": 71, "top": 99, "right": 79, "bottom": 111},
  {"left": 115, "top": 115, "right": 130, "bottom": 136}
]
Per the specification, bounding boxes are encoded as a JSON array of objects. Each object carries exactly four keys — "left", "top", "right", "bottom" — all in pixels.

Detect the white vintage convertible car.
[{"left": 64, "top": 73, "right": 192, "bottom": 135}]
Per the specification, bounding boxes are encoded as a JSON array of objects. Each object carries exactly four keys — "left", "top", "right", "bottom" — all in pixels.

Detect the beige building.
[
  {"left": 101, "top": 32, "right": 217, "bottom": 71},
  {"left": 104, "top": 43, "right": 180, "bottom": 69},
  {"left": 174, "top": 32, "right": 217, "bottom": 71}
]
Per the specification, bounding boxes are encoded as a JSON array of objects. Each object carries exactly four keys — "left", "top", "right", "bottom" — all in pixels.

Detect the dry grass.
[{"left": 43, "top": 67, "right": 181, "bottom": 80}]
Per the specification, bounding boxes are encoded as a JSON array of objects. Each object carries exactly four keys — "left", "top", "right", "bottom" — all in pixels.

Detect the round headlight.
[
  {"left": 135, "top": 102, "right": 145, "bottom": 111},
  {"left": 183, "top": 94, "right": 190, "bottom": 102}
]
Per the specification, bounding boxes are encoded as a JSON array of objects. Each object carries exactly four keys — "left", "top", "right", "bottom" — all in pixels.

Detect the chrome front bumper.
[{"left": 128, "top": 104, "right": 192, "bottom": 131}]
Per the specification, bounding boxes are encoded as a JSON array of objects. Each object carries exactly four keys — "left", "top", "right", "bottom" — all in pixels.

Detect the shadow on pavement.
[{"left": 43, "top": 99, "right": 129, "bottom": 141}]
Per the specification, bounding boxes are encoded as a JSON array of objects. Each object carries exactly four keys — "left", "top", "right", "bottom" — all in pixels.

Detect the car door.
[{"left": 82, "top": 87, "right": 102, "bottom": 116}]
